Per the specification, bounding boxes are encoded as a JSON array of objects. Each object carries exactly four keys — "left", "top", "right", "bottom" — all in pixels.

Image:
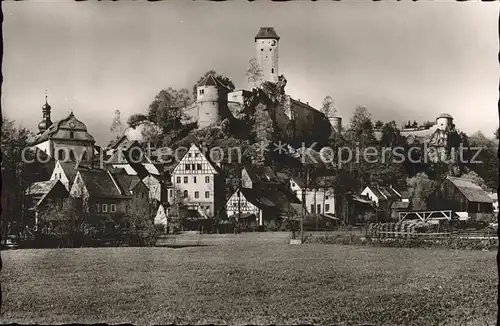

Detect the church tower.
[{"left": 255, "top": 27, "right": 280, "bottom": 83}]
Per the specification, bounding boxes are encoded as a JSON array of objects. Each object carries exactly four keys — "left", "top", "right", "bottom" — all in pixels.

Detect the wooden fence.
[{"left": 367, "top": 223, "right": 497, "bottom": 240}]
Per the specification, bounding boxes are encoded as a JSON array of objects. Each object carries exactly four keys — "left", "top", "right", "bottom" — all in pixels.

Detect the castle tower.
[
  {"left": 255, "top": 27, "right": 280, "bottom": 83},
  {"left": 38, "top": 92, "right": 53, "bottom": 133},
  {"left": 435, "top": 113, "right": 453, "bottom": 131},
  {"left": 195, "top": 74, "right": 230, "bottom": 129}
]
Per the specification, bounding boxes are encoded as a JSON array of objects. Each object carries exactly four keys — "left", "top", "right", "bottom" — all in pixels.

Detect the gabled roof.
[
  {"left": 197, "top": 74, "right": 231, "bottom": 90},
  {"left": 243, "top": 166, "right": 281, "bottom": 185},
  {"left": 113, "top": 174, "right": 143, "bottom": 193},
  {"left": 25, "top": 180, "right": 69, "bottom": 207},
  {"left": 57, "top": 161, "right": 78, "bottom": 185},
  {"left": 365, "top": 185, "right": 401, "bottom": 201},
  {"left": 26, "top": 180, "right": 60, "bottom": 195},
  {"left": 77, "top": 170, "right": 129, "bottom": 198},
  {"left": 447, "top": 176, "right": 493, "bottom": 203},
  {"left": 255, "top": 27, "right": 280, "bottom": 40},
  {"left": 173, "top": 143, "right": 220, "bottom": 175},
  {"left": 236, "top": 184, "right": 301, "bottom": 213}
]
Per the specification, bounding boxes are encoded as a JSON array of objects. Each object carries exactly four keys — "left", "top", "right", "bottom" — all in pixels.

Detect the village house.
[
  {"left": 25, "top": 179, "right": 69, "bottom": 228},
  {"left": 361, "top": 185, "right": 409, "bottom": 220},
  {"left": 225, "top": 166, "right": 304, "bottom": 228},
  {"left": 289, "top": 176, "right": 335, "bottom": 216},
  {"left": 70, "top": 168, "right": 150, "bottom": 220},
  {"left": 169, "top": 144, "right": 224, "bottom": 218},
  {"left": 427, "top": 176, "right": 494, "bottom": 221}
]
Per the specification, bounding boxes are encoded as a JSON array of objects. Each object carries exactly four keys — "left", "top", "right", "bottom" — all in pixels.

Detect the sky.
[{"left": 2, "top": 1, "right": 499, "bottom": 146}]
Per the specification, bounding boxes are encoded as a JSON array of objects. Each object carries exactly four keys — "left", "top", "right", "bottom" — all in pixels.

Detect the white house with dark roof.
[
  {"left": 170, "top": 144, "right": 224, "bottom": 218},
  {"left": 289, "top": 176, "right": 335, "bottom": 216}
]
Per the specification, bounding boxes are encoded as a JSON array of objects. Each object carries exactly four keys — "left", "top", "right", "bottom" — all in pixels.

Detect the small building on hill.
[{"left": 427, "top": 176, "right": 494, "bottom": 221}]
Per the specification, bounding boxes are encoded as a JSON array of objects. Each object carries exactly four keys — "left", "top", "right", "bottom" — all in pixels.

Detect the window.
[
  {"left": 95, "top": 204, "right": 100, "bottom": 212},
  {"left": 110, "top": 204, "right": 116, "bottom": 213},
  {"left": 183, "top": 190, "right": 188, "bottom": 198},
  {"left": 125, "top": 205, "right": 129, "bottom": 214},
  {"left": 176, "top": 177, "right": 181, "bottom": 183},
  {"left": 102, "top": 204, "right": 108, "bottom": 213},
  {"left": 191, "top": 164, "right": 196, "bottom": 170},
  {"left": 195, "top": 153, "right": 199, "bottom": 158},
  {"left": 197, "top": 164, "right": 202, "bottom": 170},
  {"left": 317, "top": 204, "right": 321, "bottom": 214},
  {"left": 261, "top": 48, "right": 264, "bottom": 51},
  {"left": 293, "top": 191, "right": 297, "bottom": 196},
  {"left": 69, "top": 150, "right": 75, "bottom": 161},
  {"left": 185, "top": 164, "right": 190, "bottom": 170},
  {"left": 184, "top": 176, "right": 188, "bottom": 183},
  {"left": 193, "top": 176, "right": 197, "bottom": 183},
  {"left": 70, "top": 131, "right": 74, "bottom": 139},
  {"left": 205, "top": 191, "right": 210, "bottom": 198},
  {"left": 188, "top": 153, "right": 192, "bottom": 157},
  {"left": 195, "top": 191, "right": 199, "bottom": 199},
  {"left": 59, "top": 149, "right": 66, "bottom": 161},
  {"left": 169, "top": 189, "right": 173, "bottom": 198},
  {"left": 325, "top": 204, "right": 330, "bottom": 212},
  {"left": 310, "top": 205, "right": 315, "bottom": 213},
  {"left": 271, "top": 68, "right": 274, "bottom": 73},
  {"left": 205, "top": 176, "right": 210, "bottom": 183},
  {"left": 325, "top": 195, "right": 329, "bottom": 200}
]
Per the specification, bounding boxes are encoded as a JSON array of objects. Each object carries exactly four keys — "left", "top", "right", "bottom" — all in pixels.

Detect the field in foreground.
[{"left": 0, "top": 240, "right": 497, "bottom": 325}]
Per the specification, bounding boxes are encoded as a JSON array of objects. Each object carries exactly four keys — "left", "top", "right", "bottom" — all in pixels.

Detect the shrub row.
[{"left": 304, "top": 234, "right": 498, "bottom": 251}]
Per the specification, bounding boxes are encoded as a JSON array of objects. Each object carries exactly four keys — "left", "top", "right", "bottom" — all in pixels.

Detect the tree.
[
  {"left": 460, "top": 170, "right": 490, "bottom": 192},
  {"left": 127, "top": 114, "right": 148, "bottom": 127},
  {"left": 245, "top": 58, "right": 263, "bottom": 89},
  {"left": 192, "top": 70, "right": 235, "bottom": 97},
  {"left": 466, "top": 131, "right": 498, "bottom": 190},
  {"left": 348, "top": 106, "right": 376, "bottom": 145},
  {"left": 38, "top": 197, "right": 88, "bottom": 248},
  {"left": 380, "top": 121, "right": 405, "bottom": 148},
  {"left": 374, "top": 120, "right": 384, "bottom": 129},
  {"left": 1, "top": 118, "right": 36, "bottom": 243},
  {"left": 147, "top": 87, "right": 193, "bottom": 145},
  {"left": 320, "top": 96, "right": 337, "bottom": 118},
  {"left": 406, "top": 173, "right": 437, "bottom": 210}
]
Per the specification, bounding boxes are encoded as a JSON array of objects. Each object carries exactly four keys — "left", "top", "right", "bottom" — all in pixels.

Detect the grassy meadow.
[{"left": 0, "top": 235, "right": 497, "bottom": 325}]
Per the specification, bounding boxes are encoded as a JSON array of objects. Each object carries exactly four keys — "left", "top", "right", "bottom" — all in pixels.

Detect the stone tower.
[
  {"left": 195, "top": 74, "right": 230, "bottom": 129},
  {"left": 255, "top": 27, "right": 280, "bottom": 83}
]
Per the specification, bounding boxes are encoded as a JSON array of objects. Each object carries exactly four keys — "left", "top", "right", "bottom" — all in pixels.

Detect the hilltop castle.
[{"left": 182, "top": 27, "right": 340, "bottom": 144}]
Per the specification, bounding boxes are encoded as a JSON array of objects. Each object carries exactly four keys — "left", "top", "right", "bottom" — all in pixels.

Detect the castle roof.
[
  {"left": 255, "top": 27, "right": 280, "bottom": 41},
  {"left": 197, "top": 74, "right": 230, "bottom": 90},
  {"left": 437, "top": 113, "right": 453, "bottom": 119}
]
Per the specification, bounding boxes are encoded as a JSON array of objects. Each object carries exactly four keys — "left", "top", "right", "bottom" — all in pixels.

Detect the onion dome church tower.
[{"left": 38, "top": 92, "right": 53, "bottom": 133}]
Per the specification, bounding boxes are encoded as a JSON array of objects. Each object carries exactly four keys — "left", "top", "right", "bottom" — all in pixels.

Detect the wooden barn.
[{"left": 427, "top": 176, "right": 494, "bottom": 221}]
